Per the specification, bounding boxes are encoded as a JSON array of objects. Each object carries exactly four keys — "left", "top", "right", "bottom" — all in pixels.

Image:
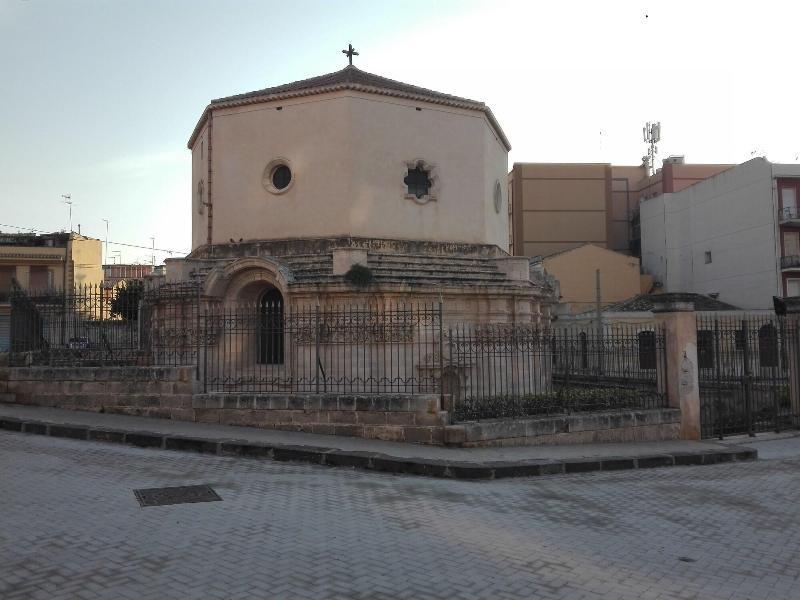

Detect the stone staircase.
[{"left": 284, "top": 252, "right": 525, "bottom": 287}]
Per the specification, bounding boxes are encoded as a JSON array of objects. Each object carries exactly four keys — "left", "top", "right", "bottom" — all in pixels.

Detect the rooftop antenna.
[
  {"left": 642, "top": 122, "right": 661, "bottom": 176},
  {"left": 61, "top": 194, "right": 73, "bottom": 232}
]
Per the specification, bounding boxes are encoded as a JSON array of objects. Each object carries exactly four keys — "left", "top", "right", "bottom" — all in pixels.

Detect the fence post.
[
  {"left": 653, "top": 298, "right": 701, "bottom": 440},
  {"left": 741, "top": 320, "right": 754, "bottom": 437},
  {"left": 438, "top": 302, "right": 444, "bottom": 408},
  {"left": 195, "top": 287, "right": 201, "bottom": 381},
  {"left": 315, "top": 304, "right": 321, "bottom": 394}
]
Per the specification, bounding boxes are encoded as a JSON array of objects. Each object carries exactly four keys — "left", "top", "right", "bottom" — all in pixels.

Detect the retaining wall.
[
  {"left": 0, "top": 366, "right": 680, "bottom": 447},
  {"left": 444, "top": 409, "right": 681, "bottom": 447}
]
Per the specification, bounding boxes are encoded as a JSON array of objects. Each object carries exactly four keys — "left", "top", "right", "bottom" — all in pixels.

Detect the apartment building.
[
  {"left": 640, "top": 158, "right": 800, "bottom": 310},
  {"left": 508, "top": 159, "right": 731, "bottom": 258}
]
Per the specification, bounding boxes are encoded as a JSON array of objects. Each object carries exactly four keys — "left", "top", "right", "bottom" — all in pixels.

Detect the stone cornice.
[{"left": 187, "top": 83, "right": 511, "bottom": 152}]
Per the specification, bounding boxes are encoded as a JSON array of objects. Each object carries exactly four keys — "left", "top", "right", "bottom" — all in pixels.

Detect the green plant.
[
  {"left": 344, "top": 264, "right": 374, "bottom": 287},
  {"left": 109, "top": 281, "right": 143, "bottom": 321}
]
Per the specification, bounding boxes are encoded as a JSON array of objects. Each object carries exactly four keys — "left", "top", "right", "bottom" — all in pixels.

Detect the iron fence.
[
  {"left": 8, "top": 284, "right": 671, "bottom": 419},
  {"left": 697, "top": 314, "right": 799, "bottom": 438},
  {"left": 9, "top": 282, "right": 200, "bottom": 367},
  {"left": 202, "top": 302, "right": 441, "bottom": 394},
  {"left": 445, "top": 323, "right": 667, "bottom": 421}
]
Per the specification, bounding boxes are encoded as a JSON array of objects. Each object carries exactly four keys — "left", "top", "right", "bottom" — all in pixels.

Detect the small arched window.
[{"left": 197, "top": 180, "right": 205, "bottom": 214}]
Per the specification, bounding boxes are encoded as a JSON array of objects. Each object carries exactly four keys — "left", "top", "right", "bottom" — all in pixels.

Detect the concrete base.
[{"left": 445, "top": 409, "right": 681, "bottom": 447}]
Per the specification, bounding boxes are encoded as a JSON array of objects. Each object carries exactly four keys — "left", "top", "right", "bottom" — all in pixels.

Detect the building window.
[
  {"left": 403, "top": 159, "right": 438, "bottom": 204},
  {"left": 404, "top": 165, "right": 431, "bottom": 199},
  {"left": 787, "top": 278, "right": 800, "bottom": 297},
  {"left": 704, "top": 251, "right": 712, "bottom": 264},
  {"left": 638, "top": 331, "right": 657, "bottom": 370},
  {"left": 262, "top": 158, "right": 294, "bottom": 195},
  {"left": 781, "top": 184, "right": 798, "bottom": 220},
  {"left": 271, "top": 165, "right": 292, "bottom": 190}
]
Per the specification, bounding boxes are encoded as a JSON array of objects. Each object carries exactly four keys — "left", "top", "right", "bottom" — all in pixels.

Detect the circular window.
[
  {"left": 493, "top": 180, "right": 503, "bottom": 214},
  {"left": 262, "top": 158, "right": 294, "bottom": 194},
  {"left": 272, "top": 165, "right": 292, "bottom": 190}
]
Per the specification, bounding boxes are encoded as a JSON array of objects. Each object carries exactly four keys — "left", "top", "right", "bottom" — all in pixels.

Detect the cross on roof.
[{"left": 342, "top": 43, "right": 359, "bottom": 66}]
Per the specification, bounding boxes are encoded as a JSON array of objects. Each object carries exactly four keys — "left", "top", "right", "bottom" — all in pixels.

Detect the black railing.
[
  {"left": 8, "top": 286, "right": 671, "bottom": 417},
  {"left": 445, "top": 323, "right": 667, "bottom": 421},
  {"left": 202, "top": 302, "right": 441, "bottom": 394},
  {"left": 781, "top": 255, "right": 800, "bottom": 270},
  {"left": 9, "top": 282, "right": 200, "bottom": 367},
  {"left": 697, "top": 314, "right": 798, "bottom": 438},
  {"left": 780, "top": 206, "right": 800, "bottom": 221}
]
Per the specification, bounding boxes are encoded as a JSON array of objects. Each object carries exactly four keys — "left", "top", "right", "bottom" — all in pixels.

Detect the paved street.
[{"left": 1, "top": 431, "right": 799, "bottom": 600}]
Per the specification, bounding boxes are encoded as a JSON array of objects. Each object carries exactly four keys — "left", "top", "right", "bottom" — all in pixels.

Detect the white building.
[{"left": 640, "top": 158, "right": 800, "bottom": 310}]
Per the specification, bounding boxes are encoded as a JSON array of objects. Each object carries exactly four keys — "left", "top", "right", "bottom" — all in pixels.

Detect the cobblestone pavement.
[{"left": 1, "top": 431, "right": 799, "bottom": 600}]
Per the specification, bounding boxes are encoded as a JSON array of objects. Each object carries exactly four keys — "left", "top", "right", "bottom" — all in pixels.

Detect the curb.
[{"left": 0, "top": 416, "right": 758, "bottom": 480}]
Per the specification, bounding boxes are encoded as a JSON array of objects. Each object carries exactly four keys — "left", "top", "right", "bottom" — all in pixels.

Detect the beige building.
[
  {"left": 0, "top": 232, "right": 102, "bottom": 296},
  {"left": 0, "top": 232, "right": 102, "bottom": 352},
  {"left": 189, "top": 65, "right": 510, "bottom": 252},
  {"left": 534, "top": 244, "right": 645, "bottom": 315},
  {"left": 508, "top": 159, "right": 732, "bottom": 258}
]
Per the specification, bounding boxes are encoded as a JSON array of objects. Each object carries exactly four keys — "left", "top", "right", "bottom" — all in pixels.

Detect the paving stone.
[{"left": 1, "top": 431, "right": 799, "bottom": 599}]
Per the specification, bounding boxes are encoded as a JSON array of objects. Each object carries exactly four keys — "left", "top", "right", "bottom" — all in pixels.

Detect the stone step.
[
  {"left": 293, "top": 269, "right": 508, "bottom": 282},
  {"left": 290, "top": 265, "right": 506, "bottom": 279},
  {"left": 369, "top": 253, "right": 500, "bottom": 267},
  {"left": 367, "top": 263, "right": 501, "bottom": 274},
  {"left": 291, "top": 274, "right": 530, "bottom": 287}
]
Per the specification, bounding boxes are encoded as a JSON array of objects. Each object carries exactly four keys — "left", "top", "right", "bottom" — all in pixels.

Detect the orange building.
[{"left": 508, "top": 157, "right": 732, "bottom": 258}]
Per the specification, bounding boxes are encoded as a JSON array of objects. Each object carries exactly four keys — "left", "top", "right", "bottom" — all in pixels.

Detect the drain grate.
[{"left": 133, "top": 484, "right": 222, "bottom": 507}]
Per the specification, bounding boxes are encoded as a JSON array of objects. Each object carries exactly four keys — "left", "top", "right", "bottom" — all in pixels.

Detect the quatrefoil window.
[
  {"left": 403, "top": 159, "right": 438, "bottom": 205},
  {"left": 404, "top": 165, "right": 431, "bottom": 199}
]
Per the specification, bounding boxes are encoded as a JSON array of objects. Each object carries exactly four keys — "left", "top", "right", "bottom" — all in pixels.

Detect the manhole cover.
[{"left": 133, "top": 484, "right": 222, "bottom": 507}]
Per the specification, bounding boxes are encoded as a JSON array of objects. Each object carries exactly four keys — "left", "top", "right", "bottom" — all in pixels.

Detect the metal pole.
[
  {"left": 595, "top": 269, "right": 603, "bottom": 375},
  {"left": 742, "top": 320, "right": 754, "bottom": 437},
  {"left": 315, "top": 304, "right": 321, "bottom": 394},
  {"left": 438, "top": 301, "right": 444, "bottom": 408}
]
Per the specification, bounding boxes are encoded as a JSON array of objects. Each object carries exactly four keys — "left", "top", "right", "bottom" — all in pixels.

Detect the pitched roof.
[
  {"left": 602, "top": 293, "right": 740, "bottom": 313},
  {"left": 188, "top": 65, "right": 510, "bottom": 150}
]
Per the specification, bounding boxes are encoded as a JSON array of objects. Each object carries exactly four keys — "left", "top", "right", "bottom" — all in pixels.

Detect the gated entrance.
[{"left": 697, "top": 314, "right": 800, "bottom": 438}]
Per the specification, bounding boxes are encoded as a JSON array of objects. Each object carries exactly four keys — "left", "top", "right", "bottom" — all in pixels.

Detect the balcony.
[
  {"left": 779, "top": 206, "right": 800, "bottom": 224},
  {"left": 781, "top": 255, "right": 800, "bottom": 270}
]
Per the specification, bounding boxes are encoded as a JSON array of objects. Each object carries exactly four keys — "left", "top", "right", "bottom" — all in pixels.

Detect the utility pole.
[
  {"left": 102, "top": 219, "right": 109, "bottom": 265},
  {"left": 150, "top": 237, "right": 155, "bottom": 267},
  {"left": 61, "top": 195, "right": 73, "bottom": 232},
  {"left": 595, "top": 269, "right": 604, "bottom": 375}
]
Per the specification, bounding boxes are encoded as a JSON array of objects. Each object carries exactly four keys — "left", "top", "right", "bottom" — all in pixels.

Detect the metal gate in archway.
[{"left": 697, "top": 314, "right": 800, "bottom": 438}]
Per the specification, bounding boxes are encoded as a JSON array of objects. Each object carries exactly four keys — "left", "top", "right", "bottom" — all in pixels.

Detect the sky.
[{"left": 2, "top": 0, "right": 799, "bottom": 264}]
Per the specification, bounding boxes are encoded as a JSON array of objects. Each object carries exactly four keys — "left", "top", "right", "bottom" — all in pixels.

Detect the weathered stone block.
[
  {"left": 403, "top": 426, "right": 434, "bottom": 444},
  {"left": 363, "top": 426, "right": 405, "bottom": 442},
  {"left": 386, "top": 412, "right": 415, "bottom": 426},
  {"left": 327, "top": 411, "right": 357, "bottom": 424},
  {"left": 444, "top": 425, "right": 466, "bottom": 446},
  {"left": 337, "top": 396, "right": 356, "bottom": 411},
  {"left": 292, "top": 410, "right": 321, "bottom": 424},
  {"left": 355, "top": 411, "right": 387, "bottom": 425},
  {"left": 333, "top": 424, "right": 362, "bottom": 437},
  {"left": 194, "top": 408, "right": 221, "bottom": 424}
]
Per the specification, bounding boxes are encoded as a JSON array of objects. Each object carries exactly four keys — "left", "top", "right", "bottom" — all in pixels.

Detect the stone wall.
[
  {"left": 3, "top": 366, "right": 197, "bottom": 421},
  {"left": 444, "top": 409, "right": 681, "bottom": 447},
  {"left": 0, "top": 366, "right": 681, "bottom": 447},
  {"left": 194, "top": 393, "right": 444, "bottom": 444},
  {"left": 0, "top": 367, "right": 446, "bottom": 445}
]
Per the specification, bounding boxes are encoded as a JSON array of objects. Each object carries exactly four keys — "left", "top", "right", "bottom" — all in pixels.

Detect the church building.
[{"left": 166, "top": 49, "right": 554, "bottom": 323}]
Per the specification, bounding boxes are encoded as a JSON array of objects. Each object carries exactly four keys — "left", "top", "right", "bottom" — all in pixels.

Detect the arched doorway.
[{"left": 258, "top": 288, "right": 284, "bottom": 365}]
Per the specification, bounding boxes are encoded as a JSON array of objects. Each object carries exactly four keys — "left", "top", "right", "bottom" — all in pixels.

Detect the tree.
[{"left": 110, "top": 280, "right": 143, "bottom": 321}]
